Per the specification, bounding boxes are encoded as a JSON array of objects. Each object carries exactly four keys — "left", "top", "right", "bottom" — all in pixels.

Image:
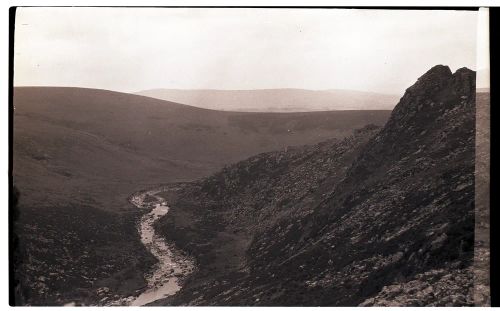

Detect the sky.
[{"left": 14, "top": 8, "right": 481, "bottom": 95}]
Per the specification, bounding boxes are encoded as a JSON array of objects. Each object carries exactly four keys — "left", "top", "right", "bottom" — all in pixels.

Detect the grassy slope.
[{"left": 12, "top": 86, "right": 391, "bottom": 305}]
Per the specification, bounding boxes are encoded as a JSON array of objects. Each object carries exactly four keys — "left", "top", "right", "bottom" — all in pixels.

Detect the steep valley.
[
  {"left": 12, "top": 64, "right": 480, "bottom": 306},
  {"left": 152, "top": 65, "right": 478, "bottom": 306},
  {"left": 11, "top": 87, "right": 390, "bottom": 305}
]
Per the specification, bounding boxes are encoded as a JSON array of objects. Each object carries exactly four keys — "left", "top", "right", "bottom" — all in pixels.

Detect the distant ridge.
[{"left": 134, "top": 88, "right": 400, "bottom": 112}]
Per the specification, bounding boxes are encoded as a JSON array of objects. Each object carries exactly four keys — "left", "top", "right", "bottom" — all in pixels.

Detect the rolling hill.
[
  {"left": 12, "top": 87, "right": 392, "bottom": 305},
  {"left": 135, "top": 88, "right": 400, "bottom": 112}
]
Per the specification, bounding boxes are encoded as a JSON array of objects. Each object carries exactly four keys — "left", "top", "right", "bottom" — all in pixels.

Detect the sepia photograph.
[{"left": 9, "top": 5, "right": 491, "bottom": 307}]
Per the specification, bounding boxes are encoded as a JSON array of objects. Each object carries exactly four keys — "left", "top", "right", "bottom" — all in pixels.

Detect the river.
[{"left": 109, "top": 187, "right": 195, "bottom": 306}]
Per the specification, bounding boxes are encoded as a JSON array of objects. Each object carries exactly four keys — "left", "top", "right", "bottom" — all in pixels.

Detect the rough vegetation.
[{"left": 154, "top": 65, "right": 477, "bottom": 306}]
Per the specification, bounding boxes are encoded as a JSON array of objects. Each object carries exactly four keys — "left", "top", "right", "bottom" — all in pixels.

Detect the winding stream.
[{"left": 110, "top": 187, "right": 195, "bottom": 306}]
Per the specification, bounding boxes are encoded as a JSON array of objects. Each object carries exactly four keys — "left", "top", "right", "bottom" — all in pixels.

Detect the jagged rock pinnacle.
[
  {"left": 405, "top": 65, "right": 452, "bottom": 97},
  {"left": 388, "top": 65, "right": 475, "bottom": 126}
]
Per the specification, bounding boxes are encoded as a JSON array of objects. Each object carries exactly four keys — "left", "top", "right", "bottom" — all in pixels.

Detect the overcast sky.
[{"left": 14, "top": 8, "right": 480, "bottom": 95}]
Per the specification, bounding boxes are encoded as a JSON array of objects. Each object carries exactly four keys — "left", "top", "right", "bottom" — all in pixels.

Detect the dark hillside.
[
  {"left": 155, "top": 65, "right": 476, "bottom": 306},
  {"left": 155, "top": 125, "right": 381, "bottom": 292}
]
